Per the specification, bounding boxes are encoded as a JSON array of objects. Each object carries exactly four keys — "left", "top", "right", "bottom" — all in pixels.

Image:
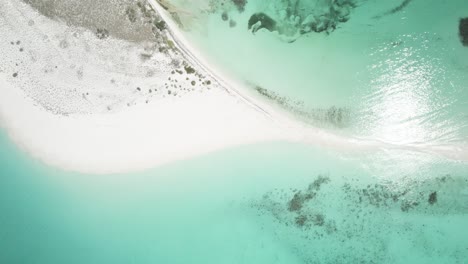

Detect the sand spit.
[
  {"left": 0, "top": 0, "right": 467, "bottom": 174},
  {"left": 0, "top": 73, "right": 284, "bottom": 174},
  {"left": 0, "top": 0, "right": 285, "bottom": 173}
]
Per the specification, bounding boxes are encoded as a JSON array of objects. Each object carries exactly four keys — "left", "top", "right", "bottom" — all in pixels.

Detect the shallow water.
[
  {"left": 180, "top": 0, "right": 468, "bottom": 144},
  {"left": 1, "top": 131, "right": 468, "bottom": 263},
  {"left": 1, "top": 0, "right": 468, "bottom": 263}
]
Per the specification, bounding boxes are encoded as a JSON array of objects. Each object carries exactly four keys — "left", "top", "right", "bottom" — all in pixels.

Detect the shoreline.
[
  {"left": 0, "top": 74, "right": 287, "bottom": 174},
  {"left": 147, "top": 1, "right": 468, "bottom": 163},
  {"left": 0, "top": 1, "right": 467, "bottom": 174},
  {"left": 0, "top": 0, "right": 289, "bottom": 174}
]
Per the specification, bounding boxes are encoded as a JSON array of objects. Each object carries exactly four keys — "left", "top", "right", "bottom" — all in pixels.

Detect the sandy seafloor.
[
  {"left": 1, "top": 128, "right": 468, "bottom": 264},
  {"left": 1, "top": 0, "right": 468, "bottom": 263}
]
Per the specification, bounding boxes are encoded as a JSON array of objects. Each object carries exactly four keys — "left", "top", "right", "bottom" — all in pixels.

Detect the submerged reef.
[
  {"left": 460, "top": 18, "right": 468, "bottom": 46},
  {"left": 244, "top": 0, "right": 357, "bottom": 39},
  {"left": 250, "top": 174, "right": 468, "bottom": 263},
  {"left": 373, "top": 0, "right": 413, "bottom": 19},
  {"left": 252, "top": 175, "right": 337, "bottom": 233},
  {"left": 211, "top": 0, "right": 358, "bottom": 41},
  {"left": 231, "top": 0, "right": 247, "bottom": 12},
  {"left": 254, "top": 86, "right": 350, "bottom": 128},
  {"left": 248, "top": 13, "right": 278, "bottom": 33}
]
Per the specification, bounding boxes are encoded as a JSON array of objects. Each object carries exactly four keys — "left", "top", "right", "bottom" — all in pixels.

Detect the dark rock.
[
  {"left": 311, "top": 214, "right": 325, "bottom": 226},
  {"left": 428, "top": 191, "right": 437, "bottom": 205},
  {"left": 309, "top": 175, "right": 330, "bottom": 191},
  {"left": 154, "top": 20, "right": 166, "bottom": 31},
  {"left": 373, "top": 0, "right": 413, "bottom": 19},
  {"left": 248, "top": 13, "right": 277, "bottom": 33},
  {"left": 229, "top": 20, "right": 237, "bottom": 28},
  {"left": 386, "top": 0, "right": 412, "bottom": 16},
  {"left": 459, "top": 18, "right": 468, "bottom": 46},
  {"left": 288, "top": 192, "right": 304, "bottom": 212},
  {"left": 287, "top": 191, "right": 316, "bottom": 212},
  {"left": 96, "top": 28, "right": 109, "bottom": 39},
  {"left": 184, "top": 65, "right": 195, "bottom": 74},
  {"left": 221, "top": 12, "right": 228, "bottom": 21},
  {"left": 231, "top": 0, "right": 247, "bottom": 12},
  {"left": 12, "top": 72, "right": 18, "bottom": 77},
  {"left": 295, "top": 215, "right": 308, "bottom": 227},
  {"left": 400, "top": 200, "right": 419, "bottom": 212}
]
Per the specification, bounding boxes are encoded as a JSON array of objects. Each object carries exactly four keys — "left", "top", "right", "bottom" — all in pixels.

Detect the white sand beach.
[
  {"left": 0, "top": 0, "right": 285, "bottom": 173},
  {"left": 0, "top": 0, "right": 467, "bottom": 174},
  {"left": 0, "top": 73, "right": 288, "bottom": 174}
]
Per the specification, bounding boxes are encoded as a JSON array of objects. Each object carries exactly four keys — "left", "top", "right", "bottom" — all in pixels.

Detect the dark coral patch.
[
  {"left": 221, "top": 12, "right": 228, "bottom": 21},
  {"left": 248, "top": 13, "right": 277, "bottom": 33},
  {"left": 231, "top": 0, "right": 247, "bottom": 12},
  {"left": 428, "top": 191, "right": 437, "bottom": 205},
  {"left": 459, "top": 18, "right": 468, "bottom": 46}
]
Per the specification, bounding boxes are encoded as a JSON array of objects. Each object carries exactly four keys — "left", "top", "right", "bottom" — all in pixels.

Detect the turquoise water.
[
  {"left": 1, "top": 0, "right": 468, "bottom": 263},
  {"left": 1, "top": 129, "right": 468, "bottom": 263},
  {"left": 181, "top": 0, "right": 468, "bottom": 144}
]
